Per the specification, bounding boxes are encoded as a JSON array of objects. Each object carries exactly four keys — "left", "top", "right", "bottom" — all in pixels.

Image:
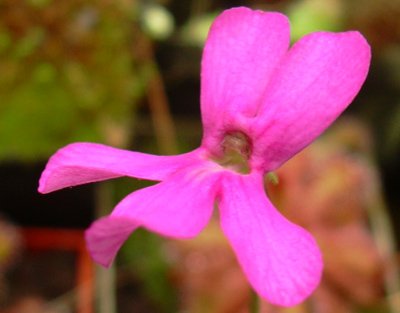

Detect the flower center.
[{"left": 215, "top": 131, "right": 252, "bottom": 174}]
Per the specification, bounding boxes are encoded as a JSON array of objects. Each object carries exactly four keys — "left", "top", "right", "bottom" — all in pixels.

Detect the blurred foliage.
[
  {"left": 140, "top": 3, "right": 175, "bottom": 40},
  {"left": 0, "top": 0, "right": 148, "bottom": 160},
  {"left": 119, "top": 229, "right": 178, "bottom": 313},
  {"left": 179, "top": 12, "right": 217, "bottom": 47},
  {"left": 110, "top": 177, "right": 178, "bottom": 313},
  {"left": 342, "top": 0, "right": 400, "bottom": 164},
  {"left": 0, "top": 216, "right": 21, "bottom": 271},
  {"left": 288, "top": 0, "right": 342, "bottom": 40}
]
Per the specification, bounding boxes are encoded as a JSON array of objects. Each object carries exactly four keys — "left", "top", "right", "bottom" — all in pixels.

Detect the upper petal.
[
  {"left": 200, "top": 7, "right": 290, "bottom": 152},
  {"left": 39, "top": 142, "right": 204, "bottom": 193},
  {"left": 218, "top": 172, "right": 322, "bottom": 306},
  {"left": 86, "top": 161, "right": 223, "bottom": 267},
  {"left": 251, "top": 31, "right": 371, "bottom": 171}
]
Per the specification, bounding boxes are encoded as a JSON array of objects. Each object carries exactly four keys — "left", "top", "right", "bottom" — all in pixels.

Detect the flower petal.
[
  {"left": 201, "top": 7, "right": 290, "bottom": 152},
  {"left": 252, "top": 31, "right": 371, "bottom": 171},
  {"left": 85, "top": 162, "right": 222, "bottom": 267},
  {"left": 218, "top": 172, "right": 322, "bottom": 306},
  {"left": 39, "top": 142, "right": 203, "bottom": 193},
  {"left": 84, "top": 216, "right": 135, "bottom": 267}
]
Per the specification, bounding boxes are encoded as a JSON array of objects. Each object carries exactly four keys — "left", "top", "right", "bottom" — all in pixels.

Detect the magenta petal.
[
  {"left": 218, "top": 172, "right": 322, "bottom": 306},
  {"left": 252, "top": 31, "right": 371, "bottom": 171},
  {"left": 85, "top": 216, "right": 136, "bottom": 267},
  {"left": 201, "top": 7, "right": 289, "bottom": 152},
  {"left": 39, "top": 142, "right": 203, "bottom": 193},
  {"left": 85, "top": 162, "right": 222, "bottom": 267}
]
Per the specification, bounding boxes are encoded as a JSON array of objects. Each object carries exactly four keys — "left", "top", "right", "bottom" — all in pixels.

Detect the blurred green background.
[{"left": 0, "top": 0, "right": 399, "bottom": 312}]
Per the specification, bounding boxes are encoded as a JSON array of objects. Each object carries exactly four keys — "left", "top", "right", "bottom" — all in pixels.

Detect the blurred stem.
[
  {"left": 95, "top": 181, "right": 117, "bottom": 313},
  {"left": 147, "top": 63, "right": 178, "bottom": 154},
  {"left": 137, "top": 33, "right": 178, "bottom": 155},
  {"left": 366, "top": 189, "right": 400, "bottom": 313},
  {"left": 250, "top": 289, "right": 260, "bottom": 313}
]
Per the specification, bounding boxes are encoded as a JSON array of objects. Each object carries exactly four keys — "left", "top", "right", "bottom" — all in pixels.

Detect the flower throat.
[{"left": 215, "top": 131, "right": 252, "bottom": 174}]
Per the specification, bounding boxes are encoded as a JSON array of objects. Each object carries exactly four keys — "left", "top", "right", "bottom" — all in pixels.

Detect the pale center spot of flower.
[{"left": 214, "top": 131, "right": 252, "bottom": 174}]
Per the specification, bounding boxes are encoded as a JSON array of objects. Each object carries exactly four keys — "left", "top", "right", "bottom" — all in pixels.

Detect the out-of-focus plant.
[
  {"left": 0, "top": 0, "right": 147, "bottom": 161},
  {"left": 140, "top": 3, "right": 175, "bottom": 41},
  {"left": 287, "top": 0, "right": 343, "bottom": 41},
  {"left": 343, "top": 0, "right": 400, "bottom": 50},
  {"left": 0, "top": 216, "right": 21, "bottom": 307},
  {"left": 119, "top": 229, "right": 178, "bottom": 312},
  {"left": 179, "top": 12, "right": 217, "bottom": 47},
  {"left": 343, "top": 0, "right": 400, "bottom": 162}
]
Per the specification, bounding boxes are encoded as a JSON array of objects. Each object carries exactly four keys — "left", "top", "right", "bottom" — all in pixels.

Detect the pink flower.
[{"left": 38, "top": 7, "right": 370, "bottom": 306}]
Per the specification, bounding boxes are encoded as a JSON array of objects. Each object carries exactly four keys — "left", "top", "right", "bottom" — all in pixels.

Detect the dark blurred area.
[{"left": 0, "top": 0, "right": 399, "bottom": 312}]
